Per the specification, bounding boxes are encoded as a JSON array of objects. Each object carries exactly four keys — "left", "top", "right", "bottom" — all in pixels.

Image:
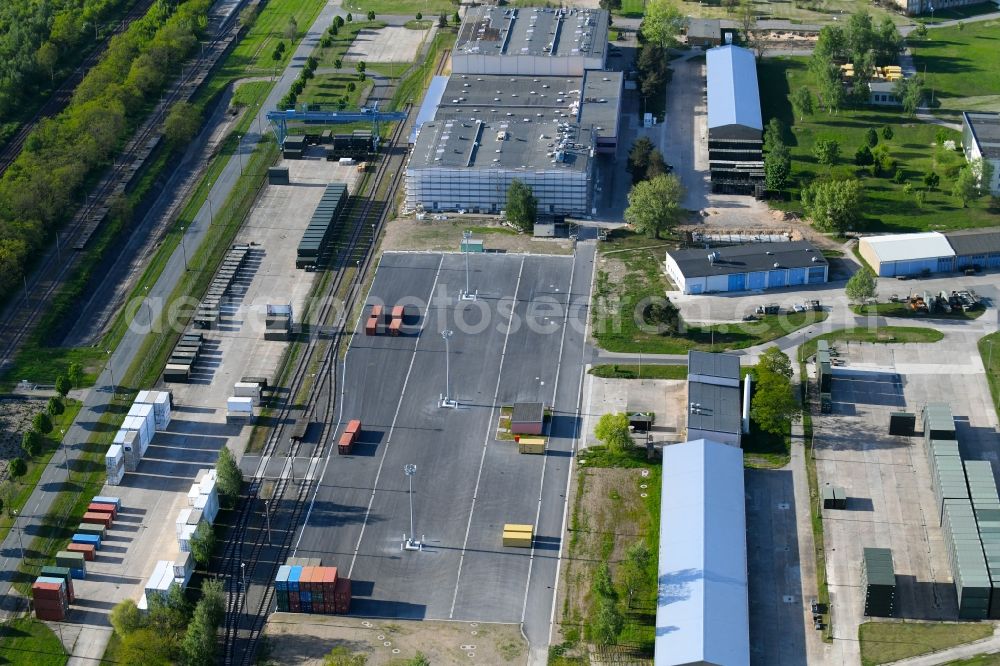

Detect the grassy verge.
[
  {"left": 592, "top": 243, "right": 828, "bottom": 353},
  {"left": 758, "top": 56, "right": 996, "bottom": 232},
  {"left": 978, "top": 331, "right": 1000, "bottom": 426},
  {"left": 859, "top": 621, "right": 994, "bottom": 666},
  {"left": 0, "top": 400, "right": 82, "bottom": 545},
  {"left": 852, "top": 301, "right": 985, "bottom": 320},
  {"left": 343, "top": 0, "right": 454, "bottom": 15},
  {"left": 943, "top": 656, "right": 1000, "bottom": 666},
  {"left": 0, "top": 617, "right": 67, "bottom": 666},
  {"left": 910, "top": 20, "right": 1000, "bottom": 111},
  {"left": 390, "top": 29, "right": 456, "bottom": 110},
  {"left": 555, "top": 446, "right": 660, "bottom": 660},
  {"left": 798, "top": 326, "right": 945, "bottom": 361},
  {"left": 800, "top": 407, "right": 831, "bottom": 642},
  {"left": 589, "top": 364, "right": 687, "bottom": 380}
]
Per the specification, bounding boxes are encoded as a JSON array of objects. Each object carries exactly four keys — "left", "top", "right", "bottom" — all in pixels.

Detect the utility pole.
[
  {"left": 240, "top": 562, "right": 247, "bottom": 617},
  {"left": 106, "top": 350, "right": 116, "bottom": 399},
  {"left": 180, "top": 226, "right": 189, "bottom": 271},
  {"left": 460, "top": 230, "right": 477, "bottom": 301},
  {"left": 402, "top": 464, "right": 421, "bottom": 550},
  {"left": 263, "top": 499, "right": 272, "bottom": 545},
  {"left": 440, "top": 330, "right": 457, "bottom": 408}
]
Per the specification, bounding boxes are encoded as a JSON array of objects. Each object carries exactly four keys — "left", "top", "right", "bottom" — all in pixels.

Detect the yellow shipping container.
[
  {"left": 503, "top": 531, "right": 533, "bottom": 548},
  {"left": 519, "top": 438, "right": 545, "bottom": 454},
  {"left": 504, "top": 523, "right": 534, "bottom": 534}
]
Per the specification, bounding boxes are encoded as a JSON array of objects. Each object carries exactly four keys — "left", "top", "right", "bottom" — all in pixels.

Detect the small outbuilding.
[
  {"left": 510, "top": 402, "right": 545, "bottom": 435},
  {"left": 687, "top": 19, "right": 722, "bottom": 48}
]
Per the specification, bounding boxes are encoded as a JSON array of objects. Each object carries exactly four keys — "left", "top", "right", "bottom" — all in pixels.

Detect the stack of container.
[
  {"left": 861, "top": 547, "right": 896, "bottom": 616},
  {"left": 83, "top": 510, "right": 113, "bottom": 529},
  {"left": 888, "top": 411, "right": 916, "bottom": 436},
  {"left": 338, "top": 420, "right": 361, "bottom": 455},
  {"left": 188, "top": 469, "right": 219, "bottom": 524},
  {"left": 265, "top": 304, "right": 293, "bottom": 341},
  {"left": 965, "top": 460, "right": 1000, "bottom": 618},
  {"left": 227, "top": 397, "right": 255, "bottom": 424},
  {"left": 928, "top": 440, "right": 967, "bottom": 521},
  {"left": 144, "top": 560, "right": 179, "bottom": 605},
  {"left": 942, "top": 498, "right": 992, "bottom": 619},
  {"left": 295, "top": 183, "right": 348, "bottom": 269},
  {"left": 135, "top": 390, "right": 172, "bottom": 430},
  {"left": 56, "top": 550, "right": 87, "bottom": 578},
  {"left": 234, "top": 382, "right": 263, "bottom": 406},
  {"left": 124, "top": 402, "right": 156, "bottom": 455},
  {"left": 176, "top": 506, "right": 205, "bottom": 552},
  {"left": 89, "top": 501, "right": 118, "bottom": 520},
  {"left": 93, "top": 496, "right": 121, "bottom": 512},
  {"left": 274, "top": 563, "right": 349, "bottom": 614},
  {"left": 165, "top": 332, "right": 205, "bottom": 382},
  {"left": 195, "top": 244, "right": 250, "bottom": 329},
  {"left": 283, "top": 134, "right": 306, "bottom": 159},
  {"left": 502, "top": 523, "right": 534, "bottom": 548},
  {"left": 72, "top": 532, "right": 101, "bottom": 551},
  {"left": 33, "top": 576, "right": 70, "bottom": 621},
  {"left": 105, "top": 444, "right": 125, "bottom": 485},
  {"left": 40, "top": 566, "right": 75, "bottom": 603},
  {"left": 173, "top": 551, "right": 194, "bottom": 590},
  {"left": 923, "top": 403, "right": 957, "bottom": 443},
  {"left": 114, "top": 427, "right": 141, "bottom": 472}
]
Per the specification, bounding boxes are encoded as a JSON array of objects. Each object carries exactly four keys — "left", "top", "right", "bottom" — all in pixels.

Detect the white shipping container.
[
  {"left": 152, "top": 391, "right": 171, "bottom": 430},
  {"left": 121, "top": 415, "right": 152, "bottom": 453},
  {"left": 107, "top": 465, "right": 125, "bottom": 486},
  {"left": 194, "top": 491, "right": 219, "bottom": 524},
  {"left": 121, "top": 430, "right": 140, "bottom": 472},
  {"left": 176, "top": 508, "right": 193, "bottom": 537},
  {"left": 173, "top": 551, "right": 193, "bottom": 579},
  {"left": 199, "top": 476, "right": 216, "bottom": 497},
  {"left": 135, "top": 390, "right": 154, "bottom": 405},
  {"left": 144, "top": 560, "right": 170, "bottom": 598},
  {"left": 187, "top": 483, "right": 201, "bottom": 506},
  {"left": 233, "top": 382, "right": 261, "bottom": 405},
  {"left": 227, "top": 397, "right": 254, "bottom": 413},
  {"left": 105, "top": 444, "right": 124, "bottom": 469},
  {"left": 178, "top": 523, "right": 197, "bottom": 552}
]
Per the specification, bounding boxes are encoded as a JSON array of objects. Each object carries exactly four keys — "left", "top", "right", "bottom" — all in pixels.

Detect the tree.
[
  {"left": 791, "top": 87, "right": 814, "bottom": 120},
  {"left": 110, "top": 599, "right": 144, "bottom": 637},
  {"left": 36, "top": 42, "right": 59, "bottom": 84},
  {"left": 923, "top": 170, "right": 940, "bottom": 190},
  {"left": 750, "top": 369, "right": 799, "bottom": 435},
  {"left": 763, "top": 118, "right": 786, "bottom": 152},
  {"left": 118, "top": 628, "right": 174, "bottom": 666},
  {"left": 758, "top": 346, "right": 793, "bottom": 380},
  {"left": 182, "top": 579, "right": 225, "bottom": 666},
  {"left": 738, "top": 0, "right": 766, "bottom": 59},
  {"left": 764, "top": 142, "right": 791, "bottom": 191},
  {"left": 895, "top": 76, "right": 924, "bottom": 116},
  {"left": 415, "top": 12, "right": 422, "bottom": 20},
  {"left": 33, "top": 411, "right": 53, "bottom": 434},
  {"left": 854, "top": 145, "right": 874, "bottom": 166},
  {"left": 356, "top": 61, "right": 366, "bottom": 74},
  {"left": 813, "top": 138, "right": 840, "bottom": 166},
  {"left": 324, "top": 647, "right": 368, "bottom": 666},
  {"left": 624, "top": 174, "right": 685, "bottom": 239},
  {"left": 953, "top": 166, "right": 978, "bottom": 208},
  {"left": 506, "top": 179, "right": 537, "bottom": 232},
  {"left": 912, "top": 22, "right": 928, "bottom": 39},
  {"left": 801, "top": 179, "right": 864, "bottom": 233},
  {"left": 67, "top": 362, "right": 83, "bottom": 387},
  {"left": 334, "top": 58, "right": 342, "bottom": 69},
  {"left": 593, "top": 598, "right": 624, "bottom": 645},
  {"left": 971, "top": 157, "right": 995, "bottom": 197},
  {"left": 53, "top": 374, "right": 71, "bottom": 396},
  {"left": 284, "top": 16, "right": 298, "bottom": 40},
  {"left": 594, "top": 413, "right": 632, "bottom": 454},
  {"left": 453, "top": 11, "right": 461, "bottom": 24},
  {"left": 881, "top": 125, "right": 893, "bottom": 141},
  {"left": 846, "top": 266, "right": 877, "bottom": 304},
  {"left": 334, "top": 15, "right": 345, "bottom": 28},
  {"left": 190, "top": 520, "right": 216, "bottom": 568},
  {"left": 593, "top": 562, "right": 617, "bottom": 600},
  {"left": 216, "top": 447, "right": 243, "bottom": 507},
  {"left": 865, "top": 127, "right": 879, "bottom": 148},
  {"left": 9, "top": 458, "right": 27, "bottom": 479},
  {"left": 347, "top": 13, "right": 354, "bottom": 22},
  {"left": 22, "top": 430, "right": 42, "bottom": 458},
  {"left": 627, "top": 137, "right": 655, "bottom": 184},
  {"left": 646, "top": 149, "right": 668, "bottom": 180},
  {"left": 368, "top": 11, "right": 376, "bottom": 21},
  {"left": 619, "top": 541, "right": 652, "bottom": 608},
  {"left": 641, "top": 0, "right": 685, "bottom": 49},
  {"left": 47, "top": 396, "right": 64, "bottom": 416}
]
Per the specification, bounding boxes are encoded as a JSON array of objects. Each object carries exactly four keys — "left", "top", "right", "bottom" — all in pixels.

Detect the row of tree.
[
  {"left": 0, "top": 0, "right": 132, "bottom": 127},
  {"left": 0, "top": 0, "right": 212, "bottom": 304}
]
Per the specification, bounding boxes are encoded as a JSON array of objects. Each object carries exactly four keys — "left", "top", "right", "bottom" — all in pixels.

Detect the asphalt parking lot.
[
  {"left": 292, "top": 248, "right": 593, "bottom": 648},
  {"left": 813, "top": 337, "right": 1000, "bottom": 665}
]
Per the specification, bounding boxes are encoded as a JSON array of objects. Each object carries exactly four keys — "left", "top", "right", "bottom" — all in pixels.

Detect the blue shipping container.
[
  {"left": 70, "top": 568, "right": 86, "bottom": 580},
  {"left": 288, "top": 566, "right": 302, "bottom": 591},
  {"left": 72, "top": 533, "right": 101, "bottom": 549},
  {"left": 92, "top": 496, "right": 121, "bottom": 509}
]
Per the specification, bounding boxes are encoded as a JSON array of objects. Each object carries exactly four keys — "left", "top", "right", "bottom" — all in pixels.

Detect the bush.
[
  {"left": 892, "top": 169, "right": 906, "bottom": 184},
  {"left": 415, "top": 11, "right": 422, "bottom": 19},
  {"left": 9, "top": 458, "right": 27, "bottom": 478},
  {"left": 33, "top": 411, "right": 53, "bottom": 434},
  {"left": 47, "top": 396, "right": 64, "bottom": 416},
  {"left": 21, "top": 430, "right": 42, "bottom": 458},
  {"left": 55, "top": 375, "right": 72, "bottom": 396}
]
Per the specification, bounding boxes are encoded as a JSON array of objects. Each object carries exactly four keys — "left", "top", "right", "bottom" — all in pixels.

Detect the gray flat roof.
[
  {"left": 512, "top": 402, "right": 544, "bottom": 423},
  {"left": 945, "top": 228, "right": 1000, "bottom": 256},
  {"left": 688, "top": 381, "right": 742, "bottom": 435},
  {"left": 706, "top": 45, "right": 762, "bottom": 131},
  {"left": 668, "top": 241, "right": 827, "bottom": 279},
  {"left": 688, "top": 351, "right": 741, "bottom": 381},
  {"left": 410, "top": 73, "right": 622, "bottom": 171},
  {"left": 456, "top": 6, "right": 608, "bottom": 60},
  {"left": 964, "top": 111, "right": 1000, "bottom": 160},
  {"left": 687, "top": 18, "right": 720, "bottom": 39}
]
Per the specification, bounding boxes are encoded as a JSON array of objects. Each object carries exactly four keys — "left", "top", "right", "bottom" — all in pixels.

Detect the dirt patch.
[
  {"left": 0, "top": 397, "right": 47, "bottom": 478},
  {"left": 346, "top": 26, "right": 429, "bottom": 63},
  {"left": 382, "top": 216, "right": 574, "bottom": 254},
  {"left": 553, "top": 463, "right": 659, "bottom": 659},
  {"left": 264, "top": 614, "right": 526, "bottom": 664}
]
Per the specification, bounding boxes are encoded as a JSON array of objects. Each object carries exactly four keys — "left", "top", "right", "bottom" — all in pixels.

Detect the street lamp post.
[
  {"left": 13, "top": 510, "right": 24, "bottom": 561},
  {"left": 402, "top": 464, "right": 421, "bottom": 550},
  {"left": 106, "top": 350, "right": 116, "bottom": 399},
  {"left": 263, "top": 498, "right": 272, "bottom": 545},
  {"left": 460, "top": 230, "right": 476, "bottom": 301},
  {"left": 180, "top": 226, "right": 189, "bottom": 271},
  {"left": 237, "top": 135, "right": 244, "bottom": 175},
  {"left": 440, "top": 330, "right": 456, "bottom": 408},
  {"left": 240, "top": 562, "right": 247, "bottom": 616}
]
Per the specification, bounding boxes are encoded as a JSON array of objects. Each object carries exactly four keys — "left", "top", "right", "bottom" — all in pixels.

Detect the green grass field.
[
  {"left": 798, "top": 326, "right": 944, "bottom": 361},
  {"left": 589, "top": 364, "right": 688, "bottom": 380},
  {"left": 979, "top": 331, "right": 1000, "bottom": 425},
  {"left": 851, "top": 301, "right": 986, "bottom": 320},
  {"left": 343, "top": 0, "right": 454, "bottom": 16},
  {"left": 944, "top": 655, "right": 1000, "bottom": 666},
  {"left": 0, "top": 618, "right": 67, "bottom": 666},
  {"left": 910, "top": 19, "right": 1000, "bottom": 111},
  {"left": 759, "top": 56, "right": 997, "bottom": 233},
  {"left": 859, "top": 621, "right": 994, "bottom": 666},
  {"left": 614, "top": 0, "right": 909, "bottom": 24}
]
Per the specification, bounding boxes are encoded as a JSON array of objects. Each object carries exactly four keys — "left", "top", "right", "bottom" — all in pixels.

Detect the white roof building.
[
  {"left": 858, "top": 232, "right": 957, "bottom": 277},
  {"left": 656, "top": 439, "right": 749, "bottom": 666}
]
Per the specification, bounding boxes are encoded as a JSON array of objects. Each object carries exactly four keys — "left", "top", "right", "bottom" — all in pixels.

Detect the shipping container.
[
  {"left": 83, "top": 511, "right": 113, "bottom": 528},
  {"left": 365, "top": 315, "right": 378, "bottom": 336},
  {"left": 72, "top": 533, "right": 101, "bottom": 549},
  {"left": 77, "top": 522, "right": 107, "bottom": 537},
  {"left": 388, "top": 318, "right": 402, "bottom": 336}
]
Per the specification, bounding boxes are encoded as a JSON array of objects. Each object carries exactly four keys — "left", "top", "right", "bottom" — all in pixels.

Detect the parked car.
[
  {"left": 755, "top": 304, "right": 781, "bottom": 315},
  {"left": 742, "top": 314, "right": 759, "bottom": 322},
  {"left": 792, "top": 304, "right": 807, "bottom": 313}
]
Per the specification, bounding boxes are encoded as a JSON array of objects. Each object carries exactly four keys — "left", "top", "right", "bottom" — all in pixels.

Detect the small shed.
[
  {"left": 511, "top": 402, "right": 545, "bottom": 435},
  {"left": 687, "top": 18, "right": 722, "bottom": 48},
  {"left": 460, "top": 238, "right": 484, "bottom": 253}
]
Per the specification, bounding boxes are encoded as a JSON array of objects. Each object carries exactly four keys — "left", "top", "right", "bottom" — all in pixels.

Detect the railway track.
[
  {"left": 218, "top": 111, "right": 412, "bottom": 666},
  {"left": 0, "top": 0, "right": 157, "bottom": 177},
  {"left": 0, "top": 0, "right": 248, "bottom": 372}
]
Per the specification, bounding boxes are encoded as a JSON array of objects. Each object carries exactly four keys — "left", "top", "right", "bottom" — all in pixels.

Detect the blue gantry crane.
[{"left": 265, "top": 102, "right": 407, "bottom": 151}]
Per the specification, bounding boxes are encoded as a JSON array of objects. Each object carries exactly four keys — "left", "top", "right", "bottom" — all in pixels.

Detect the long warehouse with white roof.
[{"left": 858, "top": 228, "right": 1000, "bottom": 276}]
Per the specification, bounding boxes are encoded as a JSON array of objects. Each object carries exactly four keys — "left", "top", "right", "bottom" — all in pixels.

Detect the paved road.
[{"left": 0, "top": 0, "right": 347, "bottom": 645}]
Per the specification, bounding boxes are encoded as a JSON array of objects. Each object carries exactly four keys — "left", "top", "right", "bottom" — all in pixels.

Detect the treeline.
[
  {"left": 0, "top": 0, "right": 211, "bottom": 303},
  {"left": 0, "top": 0, "right": 132, "bottom": 126}
]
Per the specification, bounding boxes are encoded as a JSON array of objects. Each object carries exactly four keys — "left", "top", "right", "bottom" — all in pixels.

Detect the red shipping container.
[
  {"left": 338, "top": 432, "right": 354, "bottom": 455},
  {"left": 371, "top": 304, "right": 384, "bottom": 322},
  {"left": 67, "top": 542, "right": 96, "bottom": 561},
  {"left": 334, "top": 577, "right": 351, "bottom": 613},
  {"left": 301, "top": 567, "right": 315, "bottom": 591},
  {"left": 33, "top": 597, "right": 67, "bottom": 610},
  {"left": 82, "top": 511, "right": 112, "bottom": 527},
  {"left": 388, "top": 318, "right": 401, "bottom": 336},
  {"left": 88, "top": 502, "right": 118, "bottom": 518},
  {"left": 345, "top": 420, "right": 361, "bottom": 435},
  {"left": 391, "top": 305, "right": 405, "bottom": 320},
  {"left": 319, "top": 566, "right": 338, "bottom": 589},
  {"left": 36, "top": 608, "right": 66, "bottom": 621},
  {"left": 365, "top": 316, "right": 377, "bottom": 336}
]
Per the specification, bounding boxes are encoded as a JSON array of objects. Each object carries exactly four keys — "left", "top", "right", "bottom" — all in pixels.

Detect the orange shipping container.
[
  {"left": 319, "top": 566, "right": 338, "bottom": 589},
  {"left": 371, "top": 304, "right": 384, "bottom": 321},
  {"left": 83, "top": 511, "right": 112, "bottom": 527},
  {"left": 88, "top": 502, "right": 117, "bottom": 518},
  {"left": 365, "top": 316, "right": 378, "bottom": 336},
  {"left": 388, "top": 319, "right": 401, "bottom": 336},
  {"left": 391, "top": 305, "right": 404, "bottom": 320},
  {"left": 345, "top": 420, "right": 361, "bottom": 435},
  {"left": 67, "top": 542, "right": 96, "bottom": 561}
]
